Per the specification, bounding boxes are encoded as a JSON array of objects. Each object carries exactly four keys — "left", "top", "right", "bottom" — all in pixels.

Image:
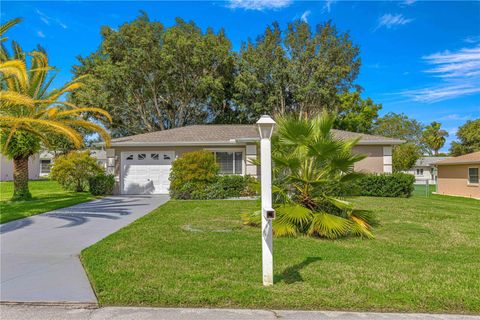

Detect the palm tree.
[
  {"left": 243, "top": 112, "right": 376, "bottom": 239},
  {"left": 0, "top": 19, "right": 111, "bottom": 200},
  {"left": 422, "top": 121, "right": 448, "bottom": 156}
]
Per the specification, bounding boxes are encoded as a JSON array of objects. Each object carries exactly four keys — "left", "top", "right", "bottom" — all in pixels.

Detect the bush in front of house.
[
  {"left": 169, "top": 151, "right": 257, "bottom": 200},
  {"left": 169, "top": 150, "right": 219, "bottom": 197},
  {"left": 50, "top": 151, "right": 104, "bottom": 192},
  {"left": 88, "top": 174, "right": 115, "bottom": 196},
  {"left": 171, "top": 175, "right": 256, "bottom": 200},
  {"left": 353, "top": 173, "right": 415, "bottom": 197}
]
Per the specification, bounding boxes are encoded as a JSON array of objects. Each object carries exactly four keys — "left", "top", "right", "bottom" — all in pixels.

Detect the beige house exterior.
[
  {"left": 435, "top": 152, "right": 480, "bottom": 199},
  {"left": 0, "top": 150, "right": 107, "bottom": 181},
  {"left": 107, "top": 124, "right": 404, "bottom": 195}
]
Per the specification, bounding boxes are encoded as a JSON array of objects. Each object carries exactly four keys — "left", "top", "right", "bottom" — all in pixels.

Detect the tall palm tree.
[
  {"left": 422, "top": 121, "right": 448, "bottom": 156},
  {"left": 0, "top": 19, "right": 111, "bottom": 200},
  {"left": 243, "top": 112, "right": 376, "bottom": 239}
]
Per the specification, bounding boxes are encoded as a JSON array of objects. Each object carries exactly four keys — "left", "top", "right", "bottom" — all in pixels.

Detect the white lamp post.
[{"left": 256, "top": 115, "right": 276, "bottom": 286}]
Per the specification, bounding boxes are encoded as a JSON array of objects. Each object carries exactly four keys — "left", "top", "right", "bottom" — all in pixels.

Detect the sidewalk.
[{"left": 1, "top": 305, "right": 479, "bottom": 320}]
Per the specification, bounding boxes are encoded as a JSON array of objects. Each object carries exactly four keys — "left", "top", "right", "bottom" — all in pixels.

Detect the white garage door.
[{"left": 121, "top": 151, "right": 175, "bottom": 195}]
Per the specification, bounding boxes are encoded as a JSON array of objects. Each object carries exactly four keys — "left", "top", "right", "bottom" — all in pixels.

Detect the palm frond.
[
  {"left": 307, "top": 212, "right": 352, "bottom": 239},
  {"left": 0, "top": 91, "right": 35, "bottom": 108},
  {"left": 0, "top": 18, "right": 22, "bottom": 43}
]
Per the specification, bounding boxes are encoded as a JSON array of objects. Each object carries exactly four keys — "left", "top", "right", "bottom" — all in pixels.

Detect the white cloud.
[
  {"left": 402, "top": 84, "right": 480, "bottom": 103},
  {"left": 423, "top": 46, "right": 480, "bottom": 78},
  {"left": 36, "top": 8, "right": 67, "bottom": 29},
  {"left": 402, "top": 0, "right": 417, "bottom": 6},
  {"left": 323, "top": 0, "right": 336, "bottom": 13},
  {"left": 301, "top": 10, "right": 311, "bottom": 23},
  {"left": 464, "top": 35, "right": 480, "bottom": 44},
  {"left": 403, "top": 44, "right": 480, "bottom": 103},
  {"left": 439, "top": 114, "right": 473, "bottom": 121},
  {"left": 227, "top": 0, "right": 292, "bottom": 10},
  {"left": 37, "top": 31, "right": 45, "bottom": 38},
  {"left": 375, "top": 13, "right": 412, "bottom": 30}
]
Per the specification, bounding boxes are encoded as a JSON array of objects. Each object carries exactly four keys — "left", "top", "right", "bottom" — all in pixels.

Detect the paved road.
[
  {"left": 0, "top": 195, "right": 169, "bottom": 304},
  {"left": 0, "top": 305, "right": 478, "bottom": 320}
]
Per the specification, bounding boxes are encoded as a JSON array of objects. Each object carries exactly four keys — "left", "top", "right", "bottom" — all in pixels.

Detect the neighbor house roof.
[
  {"left": 434, "top": 151, "right": 480, "bottom": 165},
  {"left": 415, "top": 156, "right": 451, "bottom": 167},
  {"left": 109, "top": 124, "right": 405, "bottom": 147}
]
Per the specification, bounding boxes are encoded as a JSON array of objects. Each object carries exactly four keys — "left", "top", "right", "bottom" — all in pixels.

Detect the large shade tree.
[
  {"left": 449, "top": 119, "right": 480, "bottom": 156},
  {"left": 234, "top": 20, "right": 363, "bottom": 121},
  {"left": 0, "top": 19, "right": 111, "bottom": 200},
  {"left": 71, "top": 13, "right": 235, "bottom": 137}
]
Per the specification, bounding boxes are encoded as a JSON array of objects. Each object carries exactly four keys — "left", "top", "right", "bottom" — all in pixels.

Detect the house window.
[
  {"left": 468, "top": 168, "right": 479, "bottom": 184},
  {"left": 416, "top": 169, "right": 424, "bottom": 176},
  {"left": 213, "top": 151, "right": 243, "bottom": 175},
  {"left": 40, "top": 159, "right": 51, "bottom": 174},
  {"left": 126, "top": 154, "right": 134, "bottom": 160},
  {"left": 151, "top": 153, "right": 159, "bottom": 160},
  {"left": 137, "top": 153, "right": 146, "bottom": 160}
]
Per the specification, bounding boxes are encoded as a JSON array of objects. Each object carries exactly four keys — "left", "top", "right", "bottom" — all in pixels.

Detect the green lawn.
[
  {"left": 0, "top": 180, "right": 95, "bottom": 224},
  {"left": 81, "top": 193, "right": 480, "bottom": 313}
]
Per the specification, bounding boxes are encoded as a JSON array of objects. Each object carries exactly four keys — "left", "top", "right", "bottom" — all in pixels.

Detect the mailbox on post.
[{"left": 263, "top": 207, "right": 276, "bottom": 220}]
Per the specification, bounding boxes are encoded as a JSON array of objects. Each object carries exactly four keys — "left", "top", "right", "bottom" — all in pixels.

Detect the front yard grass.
[
  {"left": 0, "top": 180, "right": 95, "bottom": 224},
  {"left": 81, "top": 193, "right": 480, "bottom": 313}
]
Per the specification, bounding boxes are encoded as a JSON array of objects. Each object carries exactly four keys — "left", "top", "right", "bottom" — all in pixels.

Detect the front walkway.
[
  {"left": 0, "top": 305, "right": 478, "bottom": 320},
  {"left": 0, "top": 195, "right": 169, "bottom": 305}
]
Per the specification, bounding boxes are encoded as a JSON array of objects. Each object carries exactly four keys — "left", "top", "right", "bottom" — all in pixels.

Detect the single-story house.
[
  {"left": 106, "top": 124, "right": 404, "bottom": 195},
  {"left": 0, "top": 149, "right": 107, "bottom": 181},
  {"left": 435, "top": 151, "right": 480, "bottom": 199},
  {"left": 403, "top": 156, "right": 451, "bottom": 185}
]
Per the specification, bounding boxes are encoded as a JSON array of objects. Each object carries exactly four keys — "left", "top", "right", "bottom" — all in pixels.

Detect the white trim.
[
  {"left": 467, "top": 167, "right": 479, "bottom": 185},
  {"left": 383, "top": 146, "right": 393, "bottom": 173},
  {"left": 204, "top": 148, "right": 245, "bottom": 175}
]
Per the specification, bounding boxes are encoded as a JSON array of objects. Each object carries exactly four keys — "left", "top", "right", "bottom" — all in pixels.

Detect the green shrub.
[
  {"left": 353, "top": 173, "right": 415, "bottom": 197},
  {"left": 88, "top": 174, "right": 115, "bottom": 196},
  {"left": 50, "top": 151, "right": 104, "bottom": 192},
  {"left": 169, "top": 150, "right": 219, "bottom": 197},
  {"left": 171, "top": 175, "right": 257, "bottom": 200}
]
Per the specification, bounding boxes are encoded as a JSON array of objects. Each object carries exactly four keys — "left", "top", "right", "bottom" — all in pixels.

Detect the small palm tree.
[
  {"left": 243, "top": 112, "right": 376, "bottom": 239},
  {"left": 422, "top": 121, "right": 448, "bottom": 156},
  {"left": 0, "top": 19, "right": 111, "bottom": 200}
]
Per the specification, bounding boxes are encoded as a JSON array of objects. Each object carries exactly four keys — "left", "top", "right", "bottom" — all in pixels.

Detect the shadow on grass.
[{"left": 274, "top": 256, "right": 322, "bottom": 284}]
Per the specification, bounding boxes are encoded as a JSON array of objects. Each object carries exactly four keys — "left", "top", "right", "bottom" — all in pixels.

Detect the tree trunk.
[{"left": 12, "top": 156, "right": 32, "bottom": 201}]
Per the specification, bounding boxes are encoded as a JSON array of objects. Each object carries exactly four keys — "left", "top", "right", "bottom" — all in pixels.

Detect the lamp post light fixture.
[{"left": 256, "top": 115, "right": 276, "bottom": 286}]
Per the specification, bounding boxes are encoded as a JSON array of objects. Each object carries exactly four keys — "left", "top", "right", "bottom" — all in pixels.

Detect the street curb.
[{"left": 0, "top": 300, "right": 98, "bottom": 309}]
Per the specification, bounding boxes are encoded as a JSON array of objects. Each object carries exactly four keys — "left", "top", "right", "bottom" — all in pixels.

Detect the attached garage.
[{"left": 121, "top": 151, "right": 174, "bottom": 195}]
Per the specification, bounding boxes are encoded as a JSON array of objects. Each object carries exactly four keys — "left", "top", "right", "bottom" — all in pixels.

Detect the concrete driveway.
[{"left": 0, "top": 195, "right": 169, "bottom": 305}]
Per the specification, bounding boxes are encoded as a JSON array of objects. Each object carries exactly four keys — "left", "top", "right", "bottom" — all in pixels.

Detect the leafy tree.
[
  {"left": 373, "top": 112, "right": 425, "bottom": 170},
  {"left": 50, "top": 151, "right": 104, "bottom": 192},
  {"left": 334, "top": 91, "right": 381, "bottom": 133},
  {"left": 234, "top": 20, "right": 361, "bottom": 121},
  {"left": 373, "top": 112, "right": 424, "bottom": 145},
  {"left": 0, "top": 19, "right": 111, "bottom": 200},
  {"left": 392, "top": 143, "right": 421, "bottom": 172},
  {"left": 422, "top": 121, "right": 448, "bottom": 155},
  {"left": 243, "top": 112, "right": 376, "bottom": 239},
  {"left": 449, "top": 119, "right": 480, "bottom": 156},
  {"left": 71, "top": 13, "right": 235, "bottom": 137}
]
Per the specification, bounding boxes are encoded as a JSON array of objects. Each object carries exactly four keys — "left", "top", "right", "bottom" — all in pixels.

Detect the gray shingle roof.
[
  {"left": 435, "top": 151, "right": 480, "bottom": 165},
  {"left": 415, "top": 156, "right": 451, "bottom": 167},
  {"left": 110, "top": 124, "right": 404, "bottom": 146}
]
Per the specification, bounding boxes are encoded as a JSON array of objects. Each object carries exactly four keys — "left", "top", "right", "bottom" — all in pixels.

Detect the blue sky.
[{"left": 2, "top": 0, "right": 480, "bottom": 151}]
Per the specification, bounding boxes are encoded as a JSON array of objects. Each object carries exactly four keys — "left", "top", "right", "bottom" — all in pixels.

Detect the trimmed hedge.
[
  {"left": 353, "top": 173, "right": 415, "bottom": 198},
  {"left": 88, "top": 174, "right": 115, "bottom": 196},
  {"left": 171, "top": 175, "right": 257, "bottom": 200}
]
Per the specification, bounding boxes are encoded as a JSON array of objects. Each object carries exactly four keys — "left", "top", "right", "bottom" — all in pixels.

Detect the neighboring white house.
[
  {"left": 0, "top": 149, "right": 107, "bottom": 181},
  {"left": 404, "top": 156, "right": 451, "bottom": 184}
]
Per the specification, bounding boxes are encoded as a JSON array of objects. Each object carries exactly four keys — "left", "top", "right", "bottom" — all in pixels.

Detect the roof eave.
[
  {"left": 436, "top": 161, "right": 480, "bottom": 166},
  {"left": 108, "top": 141, "right": 252, "bottom": 147}
]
